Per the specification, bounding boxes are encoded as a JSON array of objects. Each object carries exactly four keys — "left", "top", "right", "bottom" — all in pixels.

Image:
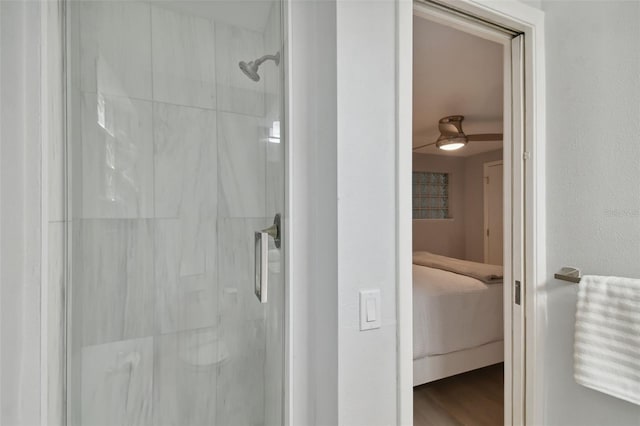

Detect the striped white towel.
[{"left": 574, "top": 275, "right": 640, "bottom": 405}]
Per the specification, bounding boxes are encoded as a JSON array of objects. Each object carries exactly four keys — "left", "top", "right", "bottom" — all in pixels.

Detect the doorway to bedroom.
[{"left": 411, "top": 3, "right": 522, "bottom": 425}]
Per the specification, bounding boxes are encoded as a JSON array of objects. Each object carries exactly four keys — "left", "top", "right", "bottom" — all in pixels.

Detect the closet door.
[{"left": 484, "top": 161, "right": 504, "bottom": 266}]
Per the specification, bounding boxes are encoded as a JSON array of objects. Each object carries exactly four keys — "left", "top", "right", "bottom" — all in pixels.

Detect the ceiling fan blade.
[
  {"left": 412, "top": 141, "right": 437, "bottom": 151},
  {"left": 467, "top": 133, "right": 503, "bottom": 142}
]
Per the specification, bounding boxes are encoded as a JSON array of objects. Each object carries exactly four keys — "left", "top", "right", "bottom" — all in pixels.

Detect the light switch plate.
[{"left": 359, "top": 289, "right": 381, "bottom": 331}]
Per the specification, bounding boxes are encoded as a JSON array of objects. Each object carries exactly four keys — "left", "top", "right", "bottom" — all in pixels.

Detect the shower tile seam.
[
  {"left": 155, "top": 324, "right": 220, "bottom": 338},
  {"left": 76, "top": 91, "right": 266, "bottom": 119}
]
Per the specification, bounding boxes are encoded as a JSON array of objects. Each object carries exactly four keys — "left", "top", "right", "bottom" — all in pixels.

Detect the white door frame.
[
  {"left": 484, "top": 160, "right": 504, "bottom": 264},
  {"left": 396, "top": 1, "right": 546, "bottom": 425}
]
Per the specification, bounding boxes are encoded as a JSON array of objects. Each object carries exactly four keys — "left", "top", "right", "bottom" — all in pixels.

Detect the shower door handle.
[{"left": 255, "top": 214, "right": 281, "bottom": 303}]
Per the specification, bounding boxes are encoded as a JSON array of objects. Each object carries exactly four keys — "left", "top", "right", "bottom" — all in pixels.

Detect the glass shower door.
[{"left": 65, "top": 1, "right": 285, "bottom": 424}]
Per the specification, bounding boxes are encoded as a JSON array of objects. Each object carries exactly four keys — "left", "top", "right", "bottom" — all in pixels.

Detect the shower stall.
[{"left": 64, "top": 1, "right": 286, "bottom": 424}]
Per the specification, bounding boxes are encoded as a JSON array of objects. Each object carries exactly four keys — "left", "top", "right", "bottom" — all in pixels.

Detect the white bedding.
[{"left": 413, "top": 264, "right": 504, "bottom": 359}]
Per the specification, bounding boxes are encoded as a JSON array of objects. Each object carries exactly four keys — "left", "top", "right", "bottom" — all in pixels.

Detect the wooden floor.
[{"left": 413, "top": 363, "right": 504, "bottom": 426}]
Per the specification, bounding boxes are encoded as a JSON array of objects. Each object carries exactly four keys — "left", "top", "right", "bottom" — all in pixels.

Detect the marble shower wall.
[{"left": 66, "top": 1, "right": 283, "bottom": 424}]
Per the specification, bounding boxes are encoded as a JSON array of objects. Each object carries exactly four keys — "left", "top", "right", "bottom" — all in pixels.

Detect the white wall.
[
  {"left": 288, "top": 0, "right": 338, "bottom": 425},
  {"left": 541, "top": 0, "right": 640, "bottom": 424},
  {"left": 0, "top": 1, "right": 43, "bottom": 425},
  {"left": 290, "top": 2, "right": 399, "bottom": 424},
  {"left": 336, "top": 2, "right": 398, "bottom": 425}
]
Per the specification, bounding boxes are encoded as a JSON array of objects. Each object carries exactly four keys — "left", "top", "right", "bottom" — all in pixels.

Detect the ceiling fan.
[{"left": 413, "top": 115, "right": 503, "bottom": 151}]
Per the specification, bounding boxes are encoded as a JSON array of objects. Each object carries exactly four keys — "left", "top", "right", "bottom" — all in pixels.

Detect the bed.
[{"left": 413, "top": 252, "right": 504, "bottom": 386}]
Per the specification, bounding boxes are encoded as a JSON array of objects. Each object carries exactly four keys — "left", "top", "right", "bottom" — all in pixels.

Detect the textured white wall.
[
  {"left": 0, "top": 1, "right": 43, "bottom": 425},
  {"left": 288, "top": 0, "right": 339, "bottom": 425},
  {"left": 290, "top": 2, "right": 400, "bottom": 424},
  {"left": 336, "top": 2, "right": 398, "bottom": 425},
  {"left": 542, "top": 0, "right": 640, "bottom": 424}
]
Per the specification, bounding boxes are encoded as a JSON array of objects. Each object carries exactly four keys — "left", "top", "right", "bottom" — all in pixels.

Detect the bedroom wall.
[
  {"left": 412, "top": 149, "right": 503, "bottom": 263},
  {"left": 464, "top": 149, "right": 503, "bottom": 262},
  {"left": 412, "top": 153, "right": 466, "bottom": 258},
  {"left": 540, "top": 1, "right": 640, "bottom": 425}
]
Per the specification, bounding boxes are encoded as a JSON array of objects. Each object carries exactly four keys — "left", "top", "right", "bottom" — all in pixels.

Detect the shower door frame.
[{"left": 40, "top": 0, "right": 293, "bottom": 424}]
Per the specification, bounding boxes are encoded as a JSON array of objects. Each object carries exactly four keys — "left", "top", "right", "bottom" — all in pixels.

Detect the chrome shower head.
[
  {"left": 238, "top": 52, "right": 280, "bottom": 82},
  {"left": 239, "top": 60, "right": 260, "bottom": 82}
]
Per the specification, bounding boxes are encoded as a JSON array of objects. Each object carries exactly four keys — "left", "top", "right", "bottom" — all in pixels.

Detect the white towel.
[{"left": 574, "top": 275, "right": 640, "bottom": 405}]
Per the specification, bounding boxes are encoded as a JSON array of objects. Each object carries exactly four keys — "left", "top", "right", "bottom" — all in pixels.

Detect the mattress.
[{"left": 413, "top": 264, "right": 504, "bottom": 359}]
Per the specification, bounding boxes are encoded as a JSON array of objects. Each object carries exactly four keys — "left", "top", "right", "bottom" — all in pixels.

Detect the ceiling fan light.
[
  {"left": 436, "top": 135, "right": 467, "bottom": 151},
  {"left": 439, "top": 142, "right": 466, "bottom": 151}
]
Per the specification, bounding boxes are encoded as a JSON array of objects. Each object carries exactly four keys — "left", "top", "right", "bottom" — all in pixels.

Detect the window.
[{"left": 412, "top": 172, "right": 450, "bottom": 219}]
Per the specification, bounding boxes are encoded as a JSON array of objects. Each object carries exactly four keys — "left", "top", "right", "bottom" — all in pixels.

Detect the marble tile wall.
[
  {"left": 217, "top": 111, "right": 266, "bottom": 218},
  {"left": 216, "top": 218, "right": 268, "bottom": 424},
  {"left": 216, "top": 318, "right": 266, "bottom": 425},
  {"left": 215, "top": 22, "right": 265, "bottom": 117},
  {"left": 79, "top": 1, "right": 152, "bottom": 99},
  {"left": 67, "top": 1, "right": 284, "bottom": 424},
  {"left": 80, "top": 93, "right": 155, "bottom": 219},
  {"left": 76, "top": 219, "right": 155, "bottom": 346},
  {"left": 155, "top": 221, "right": 217, "bottom": 334},
  {"left": 153, "top": 103, "right": 217, "bottom": 334},
  {"left": 151, "top": 6, "right": 216, "bottom": 109},
  {"left": 81, "top": 337, "right": 154, "bottom": 425},
  {"left": 152, "top": 328, "right": 219, "bottom": 426}
]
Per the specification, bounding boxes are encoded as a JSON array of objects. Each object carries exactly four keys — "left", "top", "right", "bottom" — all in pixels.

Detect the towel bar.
[{"left": 554, "top": 267, "right": 581, "bottom": 283}]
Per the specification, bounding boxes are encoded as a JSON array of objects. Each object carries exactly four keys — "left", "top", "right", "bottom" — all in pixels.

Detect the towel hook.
[{"left": 554, "top": 267, "right": 581, "bottom": 284}]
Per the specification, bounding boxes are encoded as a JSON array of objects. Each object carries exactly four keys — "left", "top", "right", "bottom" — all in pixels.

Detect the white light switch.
[
  {"left": 366, "top": 298, "right": 376, "bottom": 322},
  {"left": 360, "top": 289, "right": 381, "bottom": 331}
]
